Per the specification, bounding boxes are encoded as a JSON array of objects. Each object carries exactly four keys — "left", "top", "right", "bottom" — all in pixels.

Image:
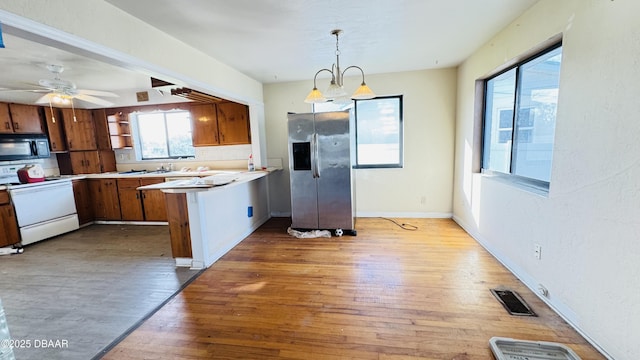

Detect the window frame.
[
  {"left": 133, "top": 110, "right": 196, "bottom": 161},
  {"left": 480, "top": 39, "right": 563, "bottom": 192},
  {"left": 353, "top": 95, "right": 404, "bottom": 169}
]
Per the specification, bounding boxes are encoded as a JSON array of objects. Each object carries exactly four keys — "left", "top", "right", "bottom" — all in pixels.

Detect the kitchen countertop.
[
  {"left": 1, "top": 167, "right": 281, "bottom": 190},
  {"left": 51, "top": 167, "right": 280, "bottom": 181},
  {"left": 85, "top": 169, "right": 246, "bottom": 179},
  {"left": 137, "top": 170, "right": 269, "bottom": 192}
]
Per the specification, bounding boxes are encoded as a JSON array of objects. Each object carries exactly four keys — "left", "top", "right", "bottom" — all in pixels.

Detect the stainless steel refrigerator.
[{"left": 288, "top": 111, "right": 356, "bottom": 235}]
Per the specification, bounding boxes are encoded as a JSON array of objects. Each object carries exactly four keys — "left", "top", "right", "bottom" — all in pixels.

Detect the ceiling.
[{"left": 0, "top": 0, "right": 538, "bottom": 108}]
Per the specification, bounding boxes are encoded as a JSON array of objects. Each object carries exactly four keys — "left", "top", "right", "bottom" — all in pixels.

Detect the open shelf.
[{"left": 108, "top": 113, "right": 133, "bottom": 149}]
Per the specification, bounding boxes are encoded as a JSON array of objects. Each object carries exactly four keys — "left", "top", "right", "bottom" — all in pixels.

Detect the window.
[
  {"left": 135, "top": 110, "right": 195, "bottom": 160},
  {"left": 482, "top": 42, "right": 562, "bottom": 188},
  {"left": 313, "top": 95, "right": 403, "bottom": 168},
  {"left": 354, "top": 96, "right": 403, "bottom": 168}
]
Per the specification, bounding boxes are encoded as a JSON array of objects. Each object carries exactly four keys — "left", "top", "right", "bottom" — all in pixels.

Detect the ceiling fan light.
[
  {"left": 351, "top": 83, "right": 376, "bottom": 100},
  {"left": 304, "top": 87, "right": 327, "bottom": 103}
]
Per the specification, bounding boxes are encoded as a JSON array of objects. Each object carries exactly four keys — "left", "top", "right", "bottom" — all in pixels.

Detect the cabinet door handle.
[
  {"left": 4, "top": 122, "right": 10, "bottom": 130},
  {"left": 69, "top": 140, "right": 73, "bottom": 149},
  {"left": 13, "top": 122, "right": 19, "bottom": 130},
  {"left": 136, "top": 193, "right": 139, "bottom": 199}
]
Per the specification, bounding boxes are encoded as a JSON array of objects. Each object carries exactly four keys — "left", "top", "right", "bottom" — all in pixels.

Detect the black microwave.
[{"left": 0, "top": 134, "right": 50, "bottom": 161}]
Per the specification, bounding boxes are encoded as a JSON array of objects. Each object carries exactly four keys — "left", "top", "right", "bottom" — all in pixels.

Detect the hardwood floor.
[{"left": 104, "top": 218, "right": 605, "bottom": 359}]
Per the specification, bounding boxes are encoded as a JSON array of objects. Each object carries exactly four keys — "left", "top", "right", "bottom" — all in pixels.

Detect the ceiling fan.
[{"left": 32, "top": 64, "right": 118, "bottom": 107}]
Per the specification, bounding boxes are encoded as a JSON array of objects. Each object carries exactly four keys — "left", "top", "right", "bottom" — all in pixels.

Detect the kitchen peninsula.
[{"left": 138, "top": 170, "right": 270, "bottom": 269}]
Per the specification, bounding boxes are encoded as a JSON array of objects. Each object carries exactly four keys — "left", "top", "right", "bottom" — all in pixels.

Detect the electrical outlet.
[
  {"left": 538, "top": 284, "right": 549, "bottom": 297},
  {"left": 420, "top": 196, "right": 426, "bottom": 205},
  {"left": 534, "top": 244, "right": 542, "bottom": 260}
]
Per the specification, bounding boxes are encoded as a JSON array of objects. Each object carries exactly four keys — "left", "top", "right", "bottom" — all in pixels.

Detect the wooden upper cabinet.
[
  {"left": 0, "top": 103, "right": 13, "bottom": 133},
  {"left": 7, "top": 103, "right": 44, "bottom": 134},
  {"left": 61, "top": 150, "right": 115, "bottom": 175},
  {"left": 190, "top": 103, "right": 219, "bottom": 146},
  {"left": 92, "top": 109, "right": 112, "bottom": 150},
  {"left": 217, "top": 102, "right": 251, "bottom": 145},
  {"left": 61, "top": 108, "right": 97, "bottom": 151},
  {"left": 68, "top": 151, "right": 102, "bottom": 174},
  {"left": 43, "top": 107, "right": 67, "bottom": 152}
]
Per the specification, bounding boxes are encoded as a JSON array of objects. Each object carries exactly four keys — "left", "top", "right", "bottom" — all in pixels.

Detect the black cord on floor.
[{"left": 379, "top": 217, "right": 418, "bottom": 231}]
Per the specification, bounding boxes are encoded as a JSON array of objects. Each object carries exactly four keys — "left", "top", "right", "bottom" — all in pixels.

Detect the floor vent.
[{"left": 490, "top": 289, "right": 536, "bottom": 316}]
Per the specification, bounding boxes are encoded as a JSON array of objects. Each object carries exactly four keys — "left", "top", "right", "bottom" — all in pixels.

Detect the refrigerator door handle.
[
  {"left": 310, "top": 133, "right": 316, "bottom": 178},
  {"left": 313, "top": 133, "right": 320, "bottom": 178}
]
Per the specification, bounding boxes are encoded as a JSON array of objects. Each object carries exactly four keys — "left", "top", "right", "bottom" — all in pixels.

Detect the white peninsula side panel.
[{"left": 187, "top": 174, "right": 269, "bottom": 269}]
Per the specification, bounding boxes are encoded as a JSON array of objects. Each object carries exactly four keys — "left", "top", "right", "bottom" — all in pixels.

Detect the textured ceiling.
[
  {"left": 104, "top": 0, "right": 539, "bottom": 83},
  {"left": 0, "top": 0, "right": 538, "bottom": 107}
]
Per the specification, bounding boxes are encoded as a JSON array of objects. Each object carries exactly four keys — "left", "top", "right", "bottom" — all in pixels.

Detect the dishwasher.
[{"left": 8, "top": 180, "right": 79, "bottom": 246}]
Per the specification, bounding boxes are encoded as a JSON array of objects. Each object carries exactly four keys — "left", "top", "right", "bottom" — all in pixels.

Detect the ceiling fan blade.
[
  {"left": 35, "top": 93, "right": 53, "bottom": 104},
  {"left": 74, "top": 94, "right": 115, "bottom": 107},
  {"left": 77, "top": 89, "right": 119, "bottom": 98},
  {"left": 0, "top": 89, "right": 49, "bottom": 93},
  {"left": 39, "top": 78, "right": 75, "bottom": 91}
]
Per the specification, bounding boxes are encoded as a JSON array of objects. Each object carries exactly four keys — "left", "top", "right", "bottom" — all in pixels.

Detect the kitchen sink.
[
  {"left": 118, "top": 169, "right": 148, "bottom": 175},
  {"left": 172, "top": 170, "right": 239, "bottom": 176}
]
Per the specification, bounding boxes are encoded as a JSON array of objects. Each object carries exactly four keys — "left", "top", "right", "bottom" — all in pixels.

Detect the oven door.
[
  {"left": 9, "top": 180, "right": 79, "bottom": 245},
  {"left": 9, "top": 180, "right": 77, "bottom": 227}
]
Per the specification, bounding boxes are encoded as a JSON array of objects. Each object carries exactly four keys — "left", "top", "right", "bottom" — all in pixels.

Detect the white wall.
[
  {"left": 264, "top": 69, "right": 457, "bottom": 218},
  {"left": 453, "top": 1, "right": 640, "bottom": 359}
]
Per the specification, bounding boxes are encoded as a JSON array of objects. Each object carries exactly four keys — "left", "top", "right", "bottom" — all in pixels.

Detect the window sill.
[{"left": 480, "top": 171, "right": 549, "bottom": 197}]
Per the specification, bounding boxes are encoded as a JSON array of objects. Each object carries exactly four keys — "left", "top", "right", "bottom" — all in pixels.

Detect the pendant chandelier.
[{"left": 304, "top": 29, "right": 376, "bottom": 104}]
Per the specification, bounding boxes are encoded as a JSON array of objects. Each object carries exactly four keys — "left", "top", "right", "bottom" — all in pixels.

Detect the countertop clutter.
[{"left": 137, "top": 170, "right": 268, "bottom": 191}]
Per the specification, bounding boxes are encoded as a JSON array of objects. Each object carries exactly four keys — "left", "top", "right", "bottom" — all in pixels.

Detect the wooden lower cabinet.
[
  {"left": 0, "top": 191, "right": 20, "bottom": 247},
  {"left": 140, "top": 178, "right": 167, "bottom": 221},
  {"left": 88, "top": 179, "right": 121, "bottom": 220},
  {"left": 165, "top": 193, "right": 191, "bottom": 258},
  {"left": 117, "top": 178, "right": 166, "bottom": 221},
  {"left": 72, "top": 179, "right": 93, "bottom": 225},
  {"left": 117, "top": 178, "right": 144, "bottom": 221}
]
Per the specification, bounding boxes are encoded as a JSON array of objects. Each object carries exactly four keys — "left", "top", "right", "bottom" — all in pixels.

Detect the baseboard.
[
  {"left": 452, "top": 215, "right": 613, "bottom": 360},
  {"left": 174, "top": 257, "right": 192, "bottom": 268},
  {"left": 356, "top": 211, "right": 452, "bottom": 218},
  {"left": 270, "top": 211, "right": 291, "bottom": 217},
  {"left": 94, "top": 221, "right": 168, "bottom": 226}
]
